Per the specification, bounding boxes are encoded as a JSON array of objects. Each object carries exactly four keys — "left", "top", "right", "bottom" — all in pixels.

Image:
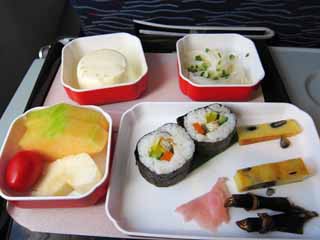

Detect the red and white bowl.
[
  {"left": 61, "top": 33, "right": 148, "bottom": 105},
  {"left": 0, "top": 104, "right": 112, "bottom": 208},
  {"left": 176, "top": 34, "right": 265, "bottom": 101}
]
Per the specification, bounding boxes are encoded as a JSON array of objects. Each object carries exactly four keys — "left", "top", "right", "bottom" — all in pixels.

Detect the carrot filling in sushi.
[
  {"left": 149, "top": 137, "right": 174, "bottom": 161},
  {"left": 192, "top": 112, "right": 228, "bottom": 135}
]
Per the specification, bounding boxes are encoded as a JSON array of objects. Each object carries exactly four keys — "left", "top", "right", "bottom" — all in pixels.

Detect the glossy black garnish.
[
  {"left": 266, "top": 188, "right": 276, "bottom": 196},
  {"left": 270, "top": 120, "right": 287, "bottom": 128},
  {"left": 289, "top": 171, "right": 297, "bottom": 175},
  {"left": 246, "top": 181, "right": 276, "bottom": 190},
  {"left": 280, "top": 136, "right": 290, "bottom": 148},
  {"left": 236, "top": 211, "right": 318, "bottom": 234},
  {"left": 246, "top": 126, "right": 257, "bottom": 131}
]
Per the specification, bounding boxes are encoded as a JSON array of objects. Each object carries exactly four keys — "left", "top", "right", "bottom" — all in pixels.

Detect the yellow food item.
[
  {"left": 32, "top": 153, "right": 102, "bottom": 196},
  {"left": 61, "top": 153, "right": 102, "bottom": 194},
  {"left": 77, "top": 49, "right": 128, "bottom": 89},
  {"left": 32, "top": 160, "right": 73, "bottom": 196},
  {"left": 237, "top": 119, "right": 302, "bottom": 145},
  {"left": 234, "top": 158, "right": 309, "bottom": 192},
  {"left": 19, "top": 103, "right": 109, "bottom": 160}
]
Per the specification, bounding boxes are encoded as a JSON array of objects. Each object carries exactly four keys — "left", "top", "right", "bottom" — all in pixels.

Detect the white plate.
[{"left": 106, "top": 102, "right": 320, "bottom": 239}]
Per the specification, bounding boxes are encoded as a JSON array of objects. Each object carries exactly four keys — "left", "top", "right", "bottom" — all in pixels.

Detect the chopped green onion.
[
  {"left": 217, "top": 52, "right": 222, "bottom": 58},
  {"left": 205, "top": 48, "right": 210, "bottom": 52},
  {"left": 201, "top": 62, "right": 209, "bottom": 70},
  {"left": 208, "top": 71, "right": 215, "bottom": 79},
  {"left": 195, "top": 55, "right": 203, "bottom": 61},
  {"left": 187, "top": 65, "right": 197, "bottom": 73},
  {"left": 200, "top": 71, "right": 205, "bottom": 77},
  {"left": 229, "top": 54, "right": 235, "bottom": 60}
]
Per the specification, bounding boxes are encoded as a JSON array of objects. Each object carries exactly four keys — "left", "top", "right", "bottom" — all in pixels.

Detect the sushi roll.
[
  {"left": 135, "top": 123, "right": 195, "bottom": 187},
  {"left": 177, "top": 104, "right": 236, "bottom": 160}
]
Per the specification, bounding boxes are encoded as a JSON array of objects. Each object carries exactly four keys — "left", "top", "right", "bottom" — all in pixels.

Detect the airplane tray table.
[
  {"left": 5, "top": 53, "right": 263, "bottom": 238},
  {"left": 3, "top": 44, "right": 320, "bottom": 238}
]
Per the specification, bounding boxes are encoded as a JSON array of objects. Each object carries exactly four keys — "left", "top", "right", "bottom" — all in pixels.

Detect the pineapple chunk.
[
  {"left": 62, "top": 153, "right": 102, "bottom": 194},
  {"left": 237, "top": 119, "right": 302, "bottom": 145},
  {"left": 234, "top": 158, "right": 309, "bottom": 192},
  {"left": 32, "top": 159, "right": 73, "bottom": 196},
  {"left": 32, "top": 153, "right": 102, "bottom": 196}
]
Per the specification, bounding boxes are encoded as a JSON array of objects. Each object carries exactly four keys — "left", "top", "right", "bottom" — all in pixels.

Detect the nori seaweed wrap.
[
  {"left": 177, "top": 104, "right": 236, "bottom": 162},
  {"left": 135, "top": 123, "right": 195, "bottom": 187}
]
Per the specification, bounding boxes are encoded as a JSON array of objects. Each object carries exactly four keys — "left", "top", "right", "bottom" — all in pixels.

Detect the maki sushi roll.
[
  {"left": 135, "top": 123, "right": 195, "bottom": 187},
  {"left": 177, "top": 104, "right": 236, "bottom": 160}
]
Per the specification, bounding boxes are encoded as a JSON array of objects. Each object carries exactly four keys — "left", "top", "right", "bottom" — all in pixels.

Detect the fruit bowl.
[{"left": 0, "top": 103, "right": 112, "bottom": 208}]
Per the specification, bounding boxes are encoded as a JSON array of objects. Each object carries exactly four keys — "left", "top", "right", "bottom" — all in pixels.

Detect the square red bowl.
[
  {"left": 0, "top": 104, "right": 112, "bottom": 208},
  {"left": 176, "top": 34, "right": 265, "bottom": 101},
  {"left": 61, "top": 33, "right": 148, "bottom": 105}
]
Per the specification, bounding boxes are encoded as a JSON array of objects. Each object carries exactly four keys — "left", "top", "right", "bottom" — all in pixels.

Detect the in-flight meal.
[
  {"left": 177, "top": 103, "right": 236, "bottom": 159},
  {"left": 19, "top": 103, "right": 109, "bottom": 160},
  {"left": 175, "top": 177, "right": 230, "bottom": 232},
  {"left": 135, "top": 123, "right": 195, "bottom": 187},
  {"left": 77, "top": 49, "right": 128, "bottom": 89},
  {"left": 32, "top": 153, "right": 102, "bottom": 196},
  {"left": 234, "top": 158, "right": 309, "bottom": 192},
  {"left": 185, "top": 48, "right": 250, "bottom": 85},
  {"left": 237, "top": 119, "right": 302, "bottom": 145},
  {"left": 5, "top": 150, "right": 45, "bottom": 192},
  {"left": 225, "top": 193, "right": 300, "bottom": 212},
  {"left": 236, "top": 211, "right": 318, "bottom": 234}
]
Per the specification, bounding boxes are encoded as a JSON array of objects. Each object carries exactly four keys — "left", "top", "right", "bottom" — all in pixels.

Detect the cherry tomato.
[{"left": 5, "top": 150, "right": 45, "bottom": 192}]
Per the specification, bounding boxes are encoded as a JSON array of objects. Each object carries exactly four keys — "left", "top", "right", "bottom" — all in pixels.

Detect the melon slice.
[{"left": 19, "top": 104, "right": 109, "bottom": 160}]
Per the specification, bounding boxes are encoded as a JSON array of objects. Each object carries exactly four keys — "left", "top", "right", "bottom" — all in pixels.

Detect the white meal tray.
[
  {"left": 106, "top": 102, "right": 320, "bottom": 239},
  {"left": 8, "top": 53, "right": 265, "bottom": 237}
]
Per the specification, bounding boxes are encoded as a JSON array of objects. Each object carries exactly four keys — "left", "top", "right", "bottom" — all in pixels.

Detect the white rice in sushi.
[
  {"left": 137, "top": 123, "right": 195, "bottom": 175},
  {"left": 183, "top": 104, "right": 236, "bottom": 142}
]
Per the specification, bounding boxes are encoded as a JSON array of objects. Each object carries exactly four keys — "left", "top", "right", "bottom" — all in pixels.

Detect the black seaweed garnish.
[
  {"left": 246, "top": 181, "right": 276, "bottom": 190},
  {"left": 246, "top": 126, "right": 257, "bottom": 131},
  {"left": 280, "top": 136, "right": 290, "bottom": 148},
  {"left": 270, "top": 120, "right": 287, "bottom": 128},
  {"left": 266, "top": 188, "right": 276, "bottom": 196}
]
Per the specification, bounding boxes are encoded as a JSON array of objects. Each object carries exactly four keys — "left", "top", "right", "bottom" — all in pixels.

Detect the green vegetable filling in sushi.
[
  {"left": 149, "top": 137, "right": 174, "bottom": 161},
  {"left": 193, "top": 111, "right": 228, "bottom": 135}
]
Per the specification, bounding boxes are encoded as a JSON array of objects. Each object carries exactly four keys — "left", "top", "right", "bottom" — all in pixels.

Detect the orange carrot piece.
[
  {"left": 193, "top": 122, "right": 206, "bottom": 135},
  {"left": 160, "top": 151, "right": 173, "bottom": 161}
]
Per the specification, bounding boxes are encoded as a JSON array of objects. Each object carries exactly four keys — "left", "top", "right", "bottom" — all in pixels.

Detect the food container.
[
  {"left": 0, "top": 104, "right": 112, "bottom": 208},
  {"left": 61, "top": 33, "right": 148, "bottom": 105},
  {"left": 176, "top": 34, "right": 265, "bottom": 101},
  {"left": 107, "top": 102, "right": 320, "bottom": 239}
]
